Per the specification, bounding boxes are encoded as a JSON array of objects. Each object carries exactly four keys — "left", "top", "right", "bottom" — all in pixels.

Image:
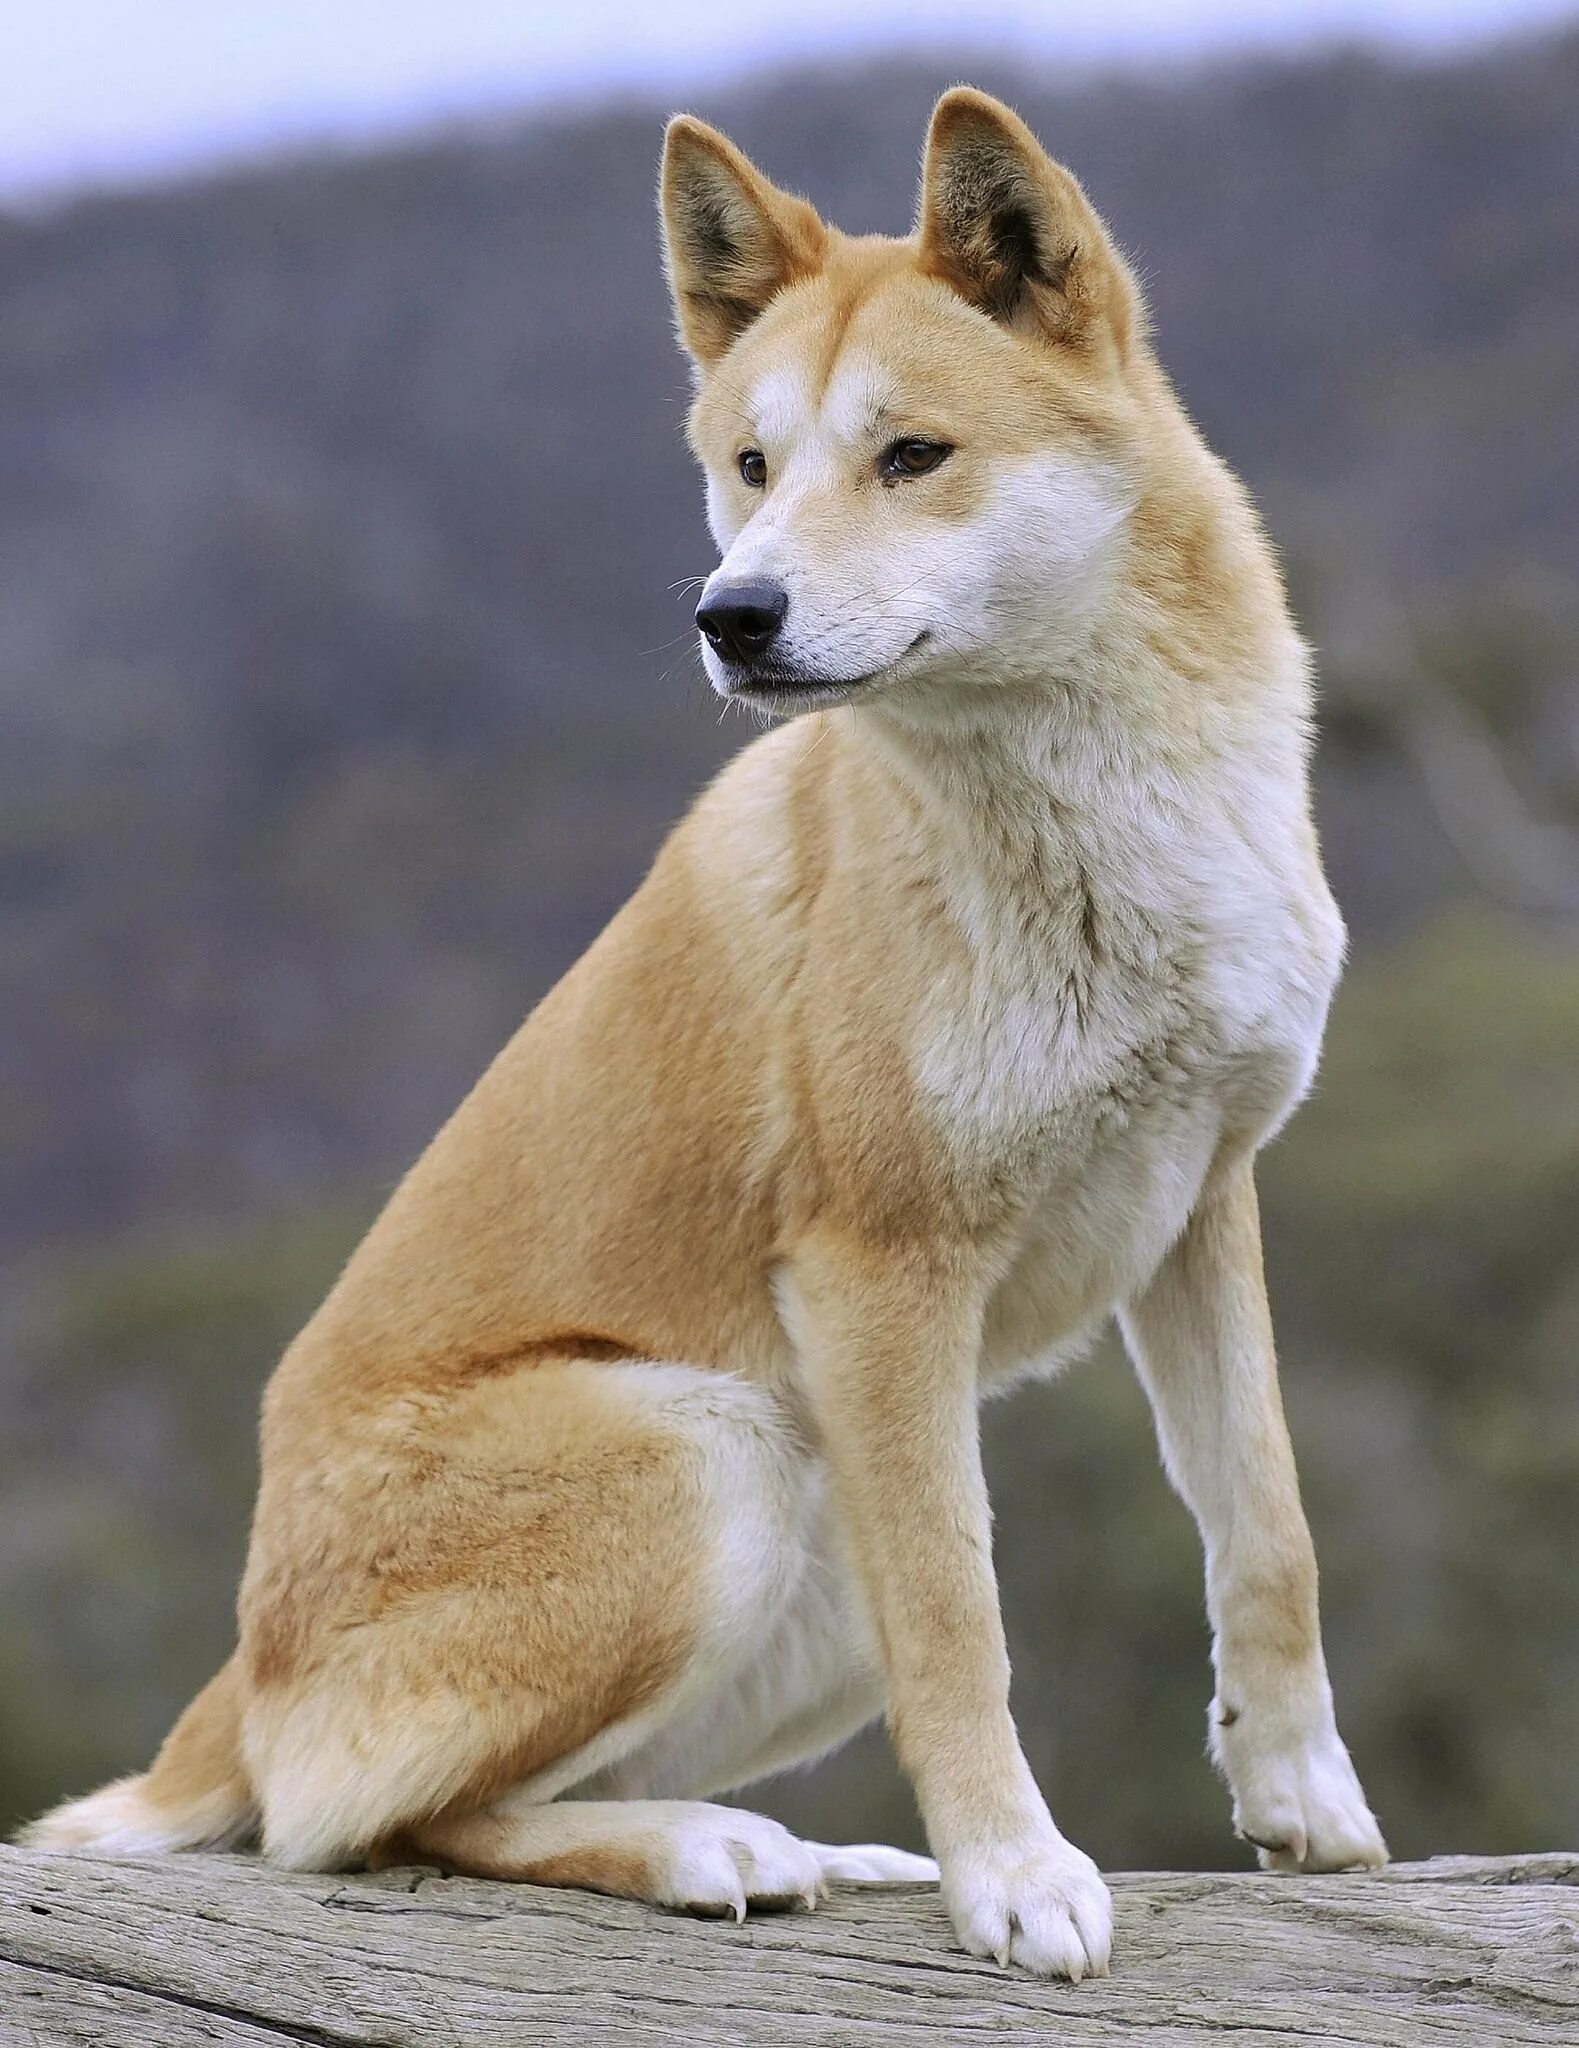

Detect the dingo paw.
[
  {"left": 661, "top": 1806, "right": 825, "bottom": 1918},
  {"left": 1217, "top": 1711, "right": 1387, "bottom": 1873},
  {"left": 942, "top": 1834, "right": 1112, "bottom": 1979}
]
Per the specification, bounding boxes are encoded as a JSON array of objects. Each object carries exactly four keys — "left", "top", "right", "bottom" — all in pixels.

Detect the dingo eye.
[
  {"left": 739, "top": 448, "right": 767, "bottom": 487},
  {"left": 882, "top": 438, "right": 953, "bottom": 480}
]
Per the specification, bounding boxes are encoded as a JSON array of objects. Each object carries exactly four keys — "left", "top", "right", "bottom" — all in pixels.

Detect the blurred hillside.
[{"left": 2, "top": 31, "right": 1577, "bottom": 1860}]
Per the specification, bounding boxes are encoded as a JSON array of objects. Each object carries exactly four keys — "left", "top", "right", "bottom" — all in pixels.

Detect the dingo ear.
[
  {"left": 660, "top": 118, "right": 828, "bottom": 365},
  {"left": 918, "top": 89, "right": 1136, "bottom": 355}
]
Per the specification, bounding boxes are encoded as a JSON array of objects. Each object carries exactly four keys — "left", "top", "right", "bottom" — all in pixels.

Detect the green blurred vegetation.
[{"left": 0, "top": 1211, "right": 367, "bottom": 1829}]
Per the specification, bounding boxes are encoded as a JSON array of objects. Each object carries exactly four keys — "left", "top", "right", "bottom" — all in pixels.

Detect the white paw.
[
  {"left": 808, "top": 1840, "right": 941, "bottom": 1884},
  {"left": 1216, "top": 1713, "right": 1388, "bottom": 1873},
  {"left": 942, "top": 1835, "right": 1112, "bottom": 1980},
  {"left": 658, "top": 1806, "right": 824, "bottom": 1920}
]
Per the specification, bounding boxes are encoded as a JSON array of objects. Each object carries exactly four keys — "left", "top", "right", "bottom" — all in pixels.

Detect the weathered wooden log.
[{"left": 2, "top": 1845, "right": 1574, "bottom": 2045}]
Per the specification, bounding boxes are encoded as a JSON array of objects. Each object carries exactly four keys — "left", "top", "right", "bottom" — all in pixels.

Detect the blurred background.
[{"left": 2, "top": 0, "right": 1576, "bottom": 1868}]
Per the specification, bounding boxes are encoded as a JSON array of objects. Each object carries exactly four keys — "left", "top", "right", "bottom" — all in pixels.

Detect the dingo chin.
[{"left": 23, "top": 89, "right": 1385, "bottom": 1977}]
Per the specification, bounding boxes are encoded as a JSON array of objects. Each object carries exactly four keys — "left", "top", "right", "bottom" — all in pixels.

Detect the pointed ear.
[
  {"left": 917, "top": 88, "right": 1136, "bottom": 355},
  {"left": 660, "top": 117, "right": 828, "bottom": 365}
]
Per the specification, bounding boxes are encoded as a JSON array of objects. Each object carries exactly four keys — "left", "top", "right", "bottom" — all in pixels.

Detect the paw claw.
[{"left": 1237, "top": 1827, "right": 1297, "bottom": 1857}]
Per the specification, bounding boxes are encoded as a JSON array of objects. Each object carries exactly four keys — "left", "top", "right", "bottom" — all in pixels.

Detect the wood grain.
[{"left": 2, "top": 1847, "right": 1574, "bottom": 2045}]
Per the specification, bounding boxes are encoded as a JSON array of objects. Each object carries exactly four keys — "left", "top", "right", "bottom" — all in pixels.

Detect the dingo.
[{"left": 27, "top": 89, "right": 1386, "bottom": 1978}]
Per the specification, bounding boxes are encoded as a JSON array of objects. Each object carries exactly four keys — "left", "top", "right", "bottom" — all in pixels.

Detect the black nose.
[{"left": 695, "top": 580, "right": 789, "bottom": 665}]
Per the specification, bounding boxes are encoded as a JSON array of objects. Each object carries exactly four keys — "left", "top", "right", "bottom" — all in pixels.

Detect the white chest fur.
[{"left": 890, "top": 708, "right": 1343, "bottom": 1377}]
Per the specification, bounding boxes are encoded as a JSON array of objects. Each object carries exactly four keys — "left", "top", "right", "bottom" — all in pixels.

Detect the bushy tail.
[{"left": 19, "top": 1657, "right": 256, "bottom": 1855}]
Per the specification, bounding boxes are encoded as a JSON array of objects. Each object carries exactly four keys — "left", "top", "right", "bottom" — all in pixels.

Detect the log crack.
[{"left": 1, "top": 1950, "right": 365, "bottom": 2048}]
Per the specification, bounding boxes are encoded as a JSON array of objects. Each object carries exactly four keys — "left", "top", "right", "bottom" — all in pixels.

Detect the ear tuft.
[
  {"left": 917, "top": 88, "right": 1134, "bottom": 353},
  {"left": 660, "top": 117, "right": 827, "bottom": 365}
]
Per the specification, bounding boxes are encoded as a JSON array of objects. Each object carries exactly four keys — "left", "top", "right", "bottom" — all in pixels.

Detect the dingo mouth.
[{"left": 720, "top": 632, "right": 930, "bottom": 710}]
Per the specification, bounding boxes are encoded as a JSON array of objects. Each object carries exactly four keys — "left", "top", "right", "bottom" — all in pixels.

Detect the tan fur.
[{"left": 23, "top": 90, "right": 1385, "bottom": 1977}]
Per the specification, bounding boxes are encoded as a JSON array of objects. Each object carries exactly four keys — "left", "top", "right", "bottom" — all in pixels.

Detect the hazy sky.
[{"left": 3, "top": 0, "right": 1573, "bottom": 201}]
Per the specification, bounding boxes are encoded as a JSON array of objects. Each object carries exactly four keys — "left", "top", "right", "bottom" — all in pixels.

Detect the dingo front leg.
[
  {"left": 1121, "top": 1157, "right": 1387, "bottom": 1874},
  {"left": 782, "top": 1235, "right": 1112, "bottom": 1981}
]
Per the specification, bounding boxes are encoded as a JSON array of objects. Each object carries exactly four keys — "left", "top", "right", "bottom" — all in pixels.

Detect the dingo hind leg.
[
  {"left": 244, "top": 1356, "right": 926, "bottom": 1909},
  {"left": 244, "top": 1359, "right": 803, "bottom": 1874},
  {"left": 398, "top": 1581, "right": 935, "bottom": 1910},
  {"left": 405, "top": 1794, "right": 826, "bottom": 1918}
]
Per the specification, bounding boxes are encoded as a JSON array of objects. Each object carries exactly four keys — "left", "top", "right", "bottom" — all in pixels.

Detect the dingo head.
[{"left": 661, "top": 89, "right": 1157, "bottom": 721}]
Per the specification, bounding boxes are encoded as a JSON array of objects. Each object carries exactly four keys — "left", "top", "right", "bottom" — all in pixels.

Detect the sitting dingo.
[{"left": 26, "top": 89, "right": 1386, "bottom": 1979}]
